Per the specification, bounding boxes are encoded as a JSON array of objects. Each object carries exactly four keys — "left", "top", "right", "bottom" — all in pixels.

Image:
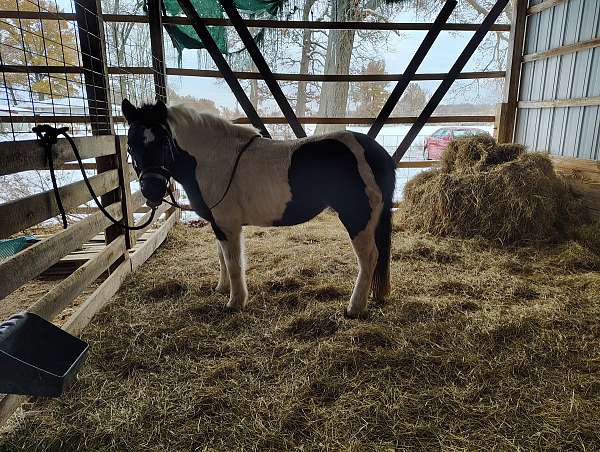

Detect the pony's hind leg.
[
  {"left": 345, "top": 227, "right": 378, "bottom": 318},
  {"left": 215, "top": 240, "right": 230, "bottom": 294},
  {"left": 337, "top": 201, "right": 380, "bottom": 318},
  {"left": 219, "top": 227, "right": 248, "bottom": 311}
]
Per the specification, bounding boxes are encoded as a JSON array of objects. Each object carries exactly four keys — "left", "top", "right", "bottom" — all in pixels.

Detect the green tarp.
[{"left": 163, "top": 0, "right": 285, "bottom": 61}]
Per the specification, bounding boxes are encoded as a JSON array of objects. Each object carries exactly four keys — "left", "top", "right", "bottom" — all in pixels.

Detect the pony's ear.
[
  {"left": 154, "top": 99, "right": 168, "bottom": 122},
  {"left": 122, "top": 99, "right": 138, "bottom": 123}
]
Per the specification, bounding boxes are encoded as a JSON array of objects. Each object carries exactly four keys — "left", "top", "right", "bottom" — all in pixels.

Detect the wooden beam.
[
  {"left": 74, "top": 0, "right": 113, "bottom": 135},
  {"left": 28, "top": 236, "right": 126, "bottom": 320},
  {"left": 0, "top": 115, "right": 93, "bottom": 124},
  {"left": 1, "top": 115, "right": 496, "bottom": 126},
  {"left": 497, "top": 0, "right": 528, "bottom": 143},
  {"left": 114, "top": 135, "right": 136, "bottom": 249},
  {"left": 0, "top": 200, "right": 122, "bottom": 301},
  {"left": 0, "top": 170, "right": 119, "bottom": 239},
  {"left": 369, "top": 0, "right": 456, "bottom": 138},
  {"left": 164, "top": 68, "right": 506, "bottom": 82},
  {"left": 233, "top": 115, "right": 496, "bottom": 125},
  {"left": 174, "top": 0, "right": 270, "bottom": 138},
  {"left": 218, "top": 0, "right": 305, "bottom": 138},
  {"left": 0, "top": 64, "right": 84, "bottom": 74},
  {"left": 58, "top": 163, "right": 98, "bottom": 170},
  {"left": 148, "top": 0, "right": 167, "bottom": 102},
  {"left": 393, "top": 0, "right": 510, "bottom": 162},
  {"left": 522, "top": 37, "right": 600, "bottom": 63},
  {"left": 518, "top": 96, "right": 600, "bottom": 109},
  {"left": 527, "top": 0, "right": 569, "bottom": 15},
  {"left": 1, "top": 64, "right": 505, "bottom": 81},
  {"left": 0, "top": 11, "right": 512, "bottom": 31},
  {"left": 397, "top": 160, "right": 440, "bottom": 168},
  {"left": 62, "top": 256, "right": 131, "bottom": 336},
  {"left": 130, "top": 209, "right": 178, "bottom": 270},
  {"left": 0, "top": 135, "right": 114, "bottom": 176},
  {"left": 0, "top": 395, "right": 27, "bottom": 427},
  {"left": 131, "top": 202, "right": 172, "bottom": 241}
]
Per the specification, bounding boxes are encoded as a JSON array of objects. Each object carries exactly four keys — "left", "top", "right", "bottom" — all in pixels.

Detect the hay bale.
[{"left": 402, "top": 136, "right": 587, "bottom": 244}]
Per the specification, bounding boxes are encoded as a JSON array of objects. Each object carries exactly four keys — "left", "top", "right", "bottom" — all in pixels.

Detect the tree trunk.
[
  {"left": 296, "top": 0, "right": 317, "bottom": 117},
  {"left": 314, "top": 0, "right": 357, "bottom": 135}
]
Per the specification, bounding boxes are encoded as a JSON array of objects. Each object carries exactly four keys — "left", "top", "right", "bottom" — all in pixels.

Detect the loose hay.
[
  {"left": 402, "top": 136, "right": 588, "bottom": 244},
  {"left": 1, "top": 213, "right": 599, "bottom": 451}
]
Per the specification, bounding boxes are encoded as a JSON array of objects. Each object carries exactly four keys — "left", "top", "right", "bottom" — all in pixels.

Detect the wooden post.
[
  {"left": 115, "top": 136, "right": 135, "bottom": 248},
  {"left": 75, "top": 0, "right": 124, "bottom": 249},
  {"left": 148, "top": 0, "right": 167, "bottom": 102},
  {"left": 497, "top": 0, "right": 528, "bottom": 143}
]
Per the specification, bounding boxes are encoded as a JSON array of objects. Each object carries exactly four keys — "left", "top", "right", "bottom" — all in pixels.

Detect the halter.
[{"left": 33, "top": 124, "right": 178, "bottom": 231}]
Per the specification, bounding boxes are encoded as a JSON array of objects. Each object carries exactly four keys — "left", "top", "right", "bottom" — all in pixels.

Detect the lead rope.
[
  {"left": 33, "top": 125, "right": 176, "bottom": 231},
  {"left": 207, "top": 134, "right": 259, "bottom": 210}
]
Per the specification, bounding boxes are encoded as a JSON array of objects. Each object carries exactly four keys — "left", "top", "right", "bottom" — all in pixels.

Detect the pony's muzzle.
[{"left": 140, "top": 172, "right": 168, "bottom": 207}]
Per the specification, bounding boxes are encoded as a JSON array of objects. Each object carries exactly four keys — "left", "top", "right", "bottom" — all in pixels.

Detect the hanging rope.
[{"left": 33, "top": 125, "right": 178, "bottom": 231}]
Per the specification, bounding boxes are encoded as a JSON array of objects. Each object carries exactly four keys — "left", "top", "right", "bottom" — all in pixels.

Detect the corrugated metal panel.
[{"left": 515, "top": 0, "right": 600, "bottom": 160}]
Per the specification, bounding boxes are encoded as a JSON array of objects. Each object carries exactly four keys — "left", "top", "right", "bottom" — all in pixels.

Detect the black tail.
[{"left": 351, "top": 132, "right": 396, "bottom": 300}]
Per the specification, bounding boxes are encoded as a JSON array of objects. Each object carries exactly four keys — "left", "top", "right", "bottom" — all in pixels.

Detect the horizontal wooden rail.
[
  {"left": 0, "top": 169, "right": 119, "bottom": 239},
  {"left": 0, "top": 65, "right": 506, "bottom": 82},
  {"left": 2, "top": 114, "right": 497, "bottom": 125},
  {"left": 527, "top": 0, "right": 568, "bottom": 15},
  {"left": 0, "top": 115, "right": 94, "bottom": 124},
  {"left": 518, "top": 96, "right": 600, "bottom": 109},
  {"left": 522, "top": 37, "right": 600, "bottom": 63},
  {"left": 164, "top": 68, "right": 505, "bottom": 82},
  {"left": 0, "top": 135, "right": 115, "bottom": 176},
  {"left": 0, "top": 65, "right": 84, "bottom": 74},
  {"left": 28, "top": 236, "right": 126, "bottom": 320},
  {"left": 233, "top": 115, "right": 496, "bottom": 124},
  {"left": 0, "top": 11, "right": 511, "bottom": 31},
  {"left": 131, "top": 201, "right": 172, "bottom": 240},
  {"left": 0, "top": 200, "right": 123, "bottom": 301},
  {"left": 397, "top": 160, "right": 439, "bottom": 168},
  {"left": 130, "top": 208, "right": 178, "bottom": 270},
  {"left": 58, "top": 162, "right": 98, "bottom": 170}
]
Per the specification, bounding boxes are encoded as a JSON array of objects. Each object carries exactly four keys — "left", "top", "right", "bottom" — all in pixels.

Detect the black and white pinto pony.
[{"left": 122, "top": 99, "right": 395, "bottom": 318}]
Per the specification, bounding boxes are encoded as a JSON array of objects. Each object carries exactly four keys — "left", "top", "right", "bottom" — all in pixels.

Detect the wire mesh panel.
[{"left": 0, "top": 0, "right": 166, "bottom": 141}]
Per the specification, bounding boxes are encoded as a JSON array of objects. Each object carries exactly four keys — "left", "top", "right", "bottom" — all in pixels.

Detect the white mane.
[{"left": 166, "top": 103, "right": 260, "bottom": 147}]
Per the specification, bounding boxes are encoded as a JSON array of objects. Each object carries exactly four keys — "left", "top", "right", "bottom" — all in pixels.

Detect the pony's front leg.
[
  {"left": 215, "top": 241, "right": 230, "bottom": 294},
  {"left": 219, "top": 228, "right": 248, "bottom": 311}
]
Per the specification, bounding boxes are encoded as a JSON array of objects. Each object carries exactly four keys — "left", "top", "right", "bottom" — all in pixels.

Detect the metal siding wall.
[{"left": 515, "top": 0, "right": 600, "bottom": 159}]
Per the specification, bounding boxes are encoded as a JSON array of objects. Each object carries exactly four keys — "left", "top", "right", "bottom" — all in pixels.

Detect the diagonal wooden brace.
[
  {"left": 393, "top": 0, "right": 511, "bottom": 163},
  {"left": 175, "top": 0, "right": 271, "bottom": 138},
  {"left": 368, "top": 0, "right": 457, "bottom": 139},
  {"left": 218, "top": 0, "right": 307, "bottom": 138}
]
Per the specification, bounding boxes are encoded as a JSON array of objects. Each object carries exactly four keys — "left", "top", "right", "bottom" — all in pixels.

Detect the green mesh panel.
[{"left": 163, "top": 0, "right": 285, "bottom": 62}]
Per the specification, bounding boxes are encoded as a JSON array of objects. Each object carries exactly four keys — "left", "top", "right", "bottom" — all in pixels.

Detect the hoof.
[
  {"left": 224, "top": 304, "right": 242, "bottom": 313},
  {"left": 226, "top": 294, "right": 248, "bottom": 312},
  {"left": 344, "top": 306, "right": 368, "bottom": 320},
  {"left": 215, "top": 284, "right": 229, "bottom": 295}
]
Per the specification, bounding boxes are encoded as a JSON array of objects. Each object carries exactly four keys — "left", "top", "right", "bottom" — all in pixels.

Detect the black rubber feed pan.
[{"left": 0, "top": 312, "right": 88, "bottom": 397}]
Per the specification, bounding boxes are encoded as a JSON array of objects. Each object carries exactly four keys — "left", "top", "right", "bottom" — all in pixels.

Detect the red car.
[{"left": 423, "top": 127, "right": 490, "bottom": 160}]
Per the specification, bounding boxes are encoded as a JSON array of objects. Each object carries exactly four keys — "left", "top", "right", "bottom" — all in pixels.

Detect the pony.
[{"left": 122, "top": 99, "right": 396, "bottom": 318}]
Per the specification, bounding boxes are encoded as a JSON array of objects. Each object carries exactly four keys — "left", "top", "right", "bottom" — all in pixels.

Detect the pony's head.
[{"left": 122, "top": 99, "right": 174, "bottom": 207}]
